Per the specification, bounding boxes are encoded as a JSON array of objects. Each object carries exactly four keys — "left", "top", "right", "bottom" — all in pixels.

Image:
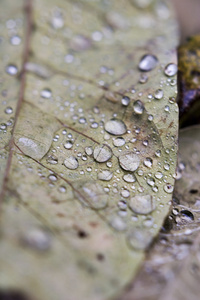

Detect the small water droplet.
[
  {"left": 155, "top": 171, "right": 163, "bottom": 179},
  {"left": 133, "top": 100, "right": 144, "bottom": 114},
  {"left": 105, "top": 119, "right": 127, "bottom": 135},
  {"left": 110, "top": 216, "right": 127, "bottom": 231},
  {"left": 41, "top": 88, "right": 52, "bottom": 99},
  {"left": 98, "top": 169, "right": 113, "bottom": 181},
  {"left": 155, "top": 149, "right": 161, "bottom": 157},
  {"left": 164, "top": 63, "right": 177, "bottom": 77},
  {"left": 64, "top": 156, "right": 79, "bottom": 170},
  {"left": 121, "top": 189, "right": 130, "bottom": 198},
  {"left": 48, "top": 174, "right": 57, "bottom": 181},
  {"left": 139, "top": 74, "right": 148, "bottom": 84},
  {"left": 164, "top": 183, "right": 174, "bottom": 193},
  {"left": 129, "top": 194, "right": 155, "bottom": 214},
  {"left": 113, "top": 137, "right": 125, "bottom": 147},
  {"left": 138, "top": 54, "right": 158, "bottom": 72},
  {"left": 127, "top": 227, "right": 152, "bottom": 250},
  {"left": 22, "top": 228, "right": 51, "bottom": 251},
  {"left": 154, "top": 89, "right": 163, "bottom": 100},
  {"left": 147, "top": 177, "right": 155, "bottom": 186},
  {"left": 121, "top": 96, "right": 130, "bottom": 106},
  {"left": 0, "top": 123, "right": 7, "bottom": 130},
  {"left": 58, "top": 186, "right": 66, "bottom": 193},
  {"left": 164, "top": 105, "right": 170, "bottom": 112},
  {"left": 148, "top": 114, "right": 154, "bottom": 121},
  {"left": 143, "top": 157, "right": 153, "bottom": 168},
  {"left": 85, "top": 146, "right": 93, "bottom": 156},
  {"left": 6, "top": 64, "right": 18, "bottom": 75},
  {"left": 64, "top": 140, "right": 73, "bottom": 149},
  {"left": 93, "top": 144, "right": 112, "bottom": 162},
  {"left": 119, "top": 151, "right": 140, "bottom": 171},
  {"left": 10, "top": 35, "right": 21, "bottom": 45},
  {"left": 123, "top": 173, "right": 136, "bottom": 183},
  {"left": 4, "top": 107, "right": 13, "bottom": 114}
]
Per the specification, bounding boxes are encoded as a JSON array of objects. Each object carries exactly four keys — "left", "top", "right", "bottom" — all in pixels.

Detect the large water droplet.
[
  {"left": 64, "top": 156, "right": 79, "bottom": 170},
  {"left": 129, "top": 194, "right": 155, "bottom": 214},
  {"left": 119, "top": 151, "right": 140, "bottom": 171},
  {"left": 98, "top": 169, "right": 113, "bottom": 181},
  {"left": 133, "top": 100, "right": 144, "bottom": 114},
  {"left": 93, "top": 144, "right": 112, "bottom": 162},
  {"left": 164, "top": 63, "right": 177, "bottom": 77},
  {"left": 105, "top": 119, "right": 127, "bottom": 135},
  {"left": 138, "top": 54, "right": 158, "bottom": 72}
]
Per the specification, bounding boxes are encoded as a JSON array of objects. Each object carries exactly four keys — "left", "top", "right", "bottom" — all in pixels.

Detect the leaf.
[
  {"left": 0, "top": 0, "right": 178, "bottom": 299},
  {"left": 119, "top": 125, "right": 200, "bottom": 300}
]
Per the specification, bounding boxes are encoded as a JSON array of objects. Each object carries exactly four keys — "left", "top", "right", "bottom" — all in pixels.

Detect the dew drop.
[
  {"left": 139, "top": 74, "right": 148, "bottom": 84},
  {"left": 121, "top": 96, "right": 130, "bottom": 106},
  {"left": 133, "top": 100, "right": 144, "bottom": 114},
  {"left": 93, "top": 144, "right": 112, "bottom": 162},
  {"left": 6, "top": 64, "right": 18, "bottom": 75},
  {"left": 41, "top": 88, "right": 52, "bottom": 99},
  {"left": 119, "top": 151, "right": 140, "bottom": 171},
  {"left": 138, "top": 54, "right": 158, "bottom": 72},
  {"left": 85, "top": 146, "right": 93, "bottom": 156},
  {"left": 113, "top": 137, "right": 125, "bottom": 147},
  {"left": 64, "top": 140, "right": 73, "bottom": 149},
  {"left": 22, "top": 228, "right": 51, "bottom": 251},
  {"left": 154, "top": 89, "right": 163, "bottom": 100},
  {"left": 110, "top": 216, "right": 127, "bottom": 231},
  {"left": 143, "top": 157, "right": 153, "bottom": 168},
  {"left": 164, "top": 63, "right": 177, "bottom": 77},
  {"left": 98, "top": 169, "right": 113, "bottom": 181},
  {"left": 129, "top": 194, "right": 155, "bottom": 214},
  {"left": 64, "top": 156, "right": 79, "bottom": 170},
  {"left": 164, "top": 183, "right": 174, "bottom": 193},
  {"left": 123, "top": 173, "right": 136, "bottom": 183},
  {"left": 121, "top": 189, "right": 130, "bottom": 198},
  {"left": 4, "top": 107, "right": 13, "bottom": 114},
  {"left": 127, "top": 228, "right": 152, "bottom": 250},
  {"left": 48, "top": 174, "right": 57, "bottom": 181},
  {"left": 10, "top": 35, "right": 21, "bottom": 45},
  {"left": 105, "top": 119, "right": 127, "bottom": 135}
]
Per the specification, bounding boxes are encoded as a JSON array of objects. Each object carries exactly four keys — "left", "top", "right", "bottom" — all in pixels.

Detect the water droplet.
[
  {"left": 105, "top": 119, "right": 127, "bottom": 135},
  {"left": 139, "top": 74, "right": 148, "bottom": 84},
  {"left": 113, "top": 137, "right": 125, "bottom": 147},
  {"left": 155, "top": 149, "right": 161, "bottom": 157},
  {"left": 64, "top": 156, "right": 79, "bottom": 170},
  {"left": 85, "top": 146, "right": 93, "bottom": 156},
  {"left": 175, "top": 210, "right": 194, "bottom": 225},
  {"left": 64, "top": 140, "right": 73, "bottom": 149},
  {"left": 148, "top": 114, "right": 154, "bottom": 121},
  {"left": 121, "top": 189, "right": 130, "bottom": 198},
  {"left": 121, "top": 96, "right": 130, "bottom": 106},
  {"left": 154, "top": 89, "right": 163, "bottom": 100},
  {"left": 138, "top": 54, "right": 158, "bottom": 72},
  {"left": 164, "top": 105, "right": 170, "bottom": 112},
  {"left": 92, "top": 31, "right": 103, "bottom": 42},
  {"left": 93, "top": 144, "right": 112, "bottom": 163},
  {"left": 58, "top": 186, "right": 66, "bottom": 193},
  {"left": 164, "top": 163, "right": 170, "bottom": 171},
  {"left": 110, "top": 216, "right": 127, "bottom": 231},
  {"left": 41, "top": 88, "right": 52, "bottom": 99},
  {"left": 4, "top": 107, "right": 13, "bottom": 114},
  {"left": 127, "top": 227, "right": 152, "bottom": 250},
  {"left": 0, "top": 123, "right": 7, "bottom": 130},
  {"left": 48, "top": 174, "right": 57, "bottom": 181},
  {"left": 123, "top": 173, "right": 136, "bottom": 183},
  {"left": 6, "top": 64, "right": 18, "bottom": 75},
  {"left": 119, "top": 151, "right": 140, "bottom": 171},
  {"left": 22, "top": 228, "right": 51, "bottom": 251},
  {"left": 47, "top": 155, "right": 58, "bottom": 165},
  {"left": 10, "top": 35, "right": 21, "bottom": 45},
  {"left": 77, "top": 182, "right": 108, "bottom": 209},
  {"left": 133, "top": 100, "right": 144, "bottom": 114},
  {"left": 118, "top": 200, "right": 127, "bottom": 210},
  {"left": 129, "top": 194, "right": 155, "bottom": 214},
  {"left": 143, "top": 157, "right": 153, "bottom": 168},
  {"left": 147, "top": 177, "right": 155, "bottom": 186},
  {"left": 164, "top": 63, "right": 177, "bottom": 77},
  {"left": 70, "top": 35, "right": 91, "bottom": 51},
  {"left": 98, "top": 169, "right": 113, "bottom": 181},
  {"left": 155, "top": 171, "right": 163, "bottom": 179},
  {"left": 163, "top": 183, "right": 174, "bottom": 193}
]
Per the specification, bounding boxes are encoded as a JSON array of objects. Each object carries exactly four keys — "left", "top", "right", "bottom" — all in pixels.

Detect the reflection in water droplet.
[
  {"left": 143, "top": 157, "right": 153, "bottom": 168},
  {"left": 113, "top": 137, "right": 125, "bottom": 147},
  {"left": 129, "top": 194, "right": 155, "bottom": 214},
  {"left": 98, "top": 169, "right": 113, "bottom": 181},
  {"left": 93, "top": 144, "right": 112, "bottom": 162},
  {"left": 138, "top": 54, "right": 158, "bottom": 72},
  {"left": 154, "top": 89, "right": 163, "bottom": 100},
  {"left": 123, "top": 173, "right": 136, "bottom": 183},
  {"left": 76, "top": 182, "right": 108, "bottom": 209},
  {"left": 119, "top": 151, "right": 140, "bottom": 171},
  {"left": 133, "top": 100, "right": 144, "bottom": 114},
  {"left": 6, "top": 64, "right": 18, "bottom": 75},
  {"left": 164, "top": 63, "right": 177, "bottom": 77},
  {"left": 164, "top": 183, "right": 174, "bottom": 193},
  {"left": 64, "top": 156, "right": 79, "bottom": 170},
  {"left": 121, "top": 96, "right": 130, "bottom": 106},
  {"left": 105, "top": 119, "right": 127, "bottom": 135},
  {"left": 41, "top": 88, "right": 52, "bottom": 99},
  {"left": 64, "top": 140, "right": 73, "bottom": 149}
]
